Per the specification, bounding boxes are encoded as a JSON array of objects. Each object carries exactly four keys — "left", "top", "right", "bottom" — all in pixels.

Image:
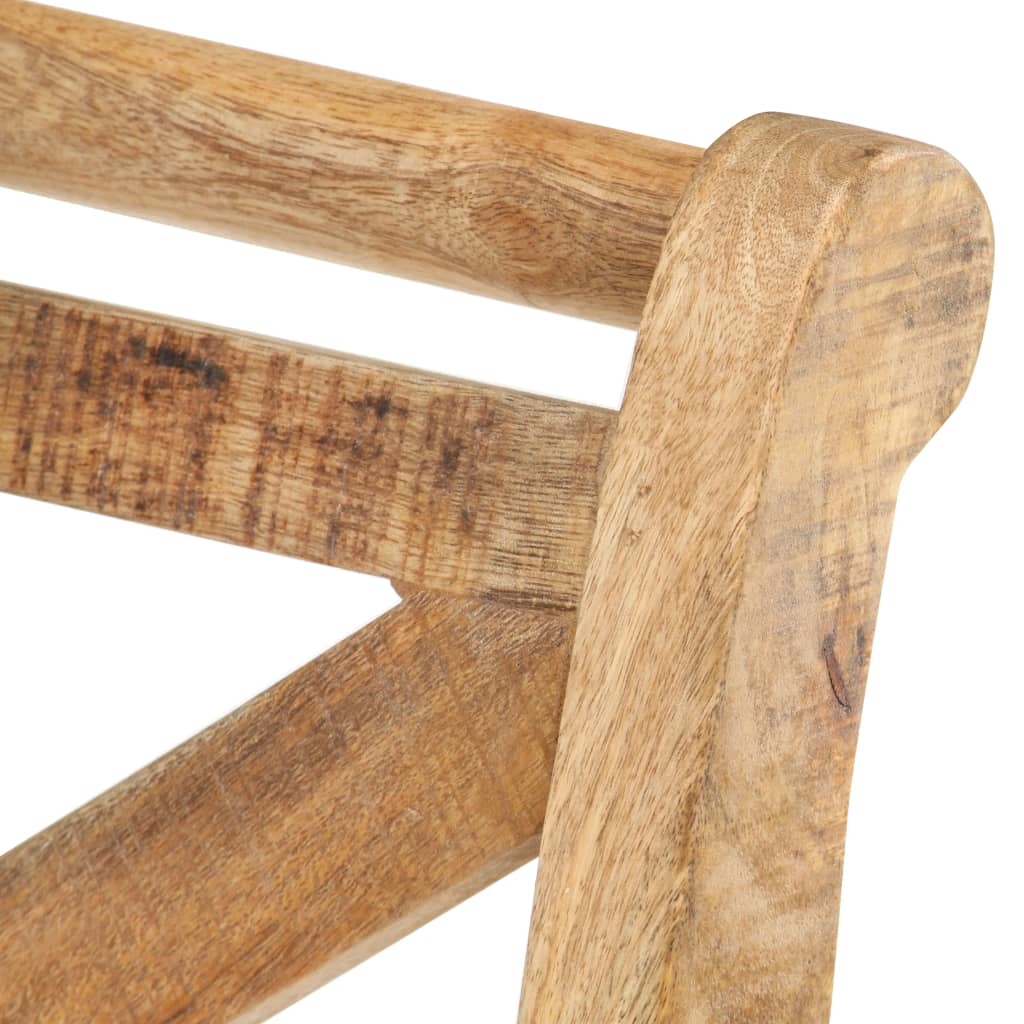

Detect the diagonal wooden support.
[
  {"left": 0, "top": 282, "right": 613, "bottom": 609},
  {"left": 518, "top": 113, "right": 993, "bottom": 1021},
  {"left": 0, "top": 593, "right": 572, "bottom": 1023}
]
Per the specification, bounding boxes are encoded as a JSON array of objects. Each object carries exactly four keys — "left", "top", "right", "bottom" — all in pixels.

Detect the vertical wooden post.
[{"left": 518, "top": 113, "right": 993, "bottom": 1021}]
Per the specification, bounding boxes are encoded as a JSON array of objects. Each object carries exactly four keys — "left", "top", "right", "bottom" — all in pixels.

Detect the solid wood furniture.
[{"left": 0, "top": 3, "right": 994, "bottom": 1022}]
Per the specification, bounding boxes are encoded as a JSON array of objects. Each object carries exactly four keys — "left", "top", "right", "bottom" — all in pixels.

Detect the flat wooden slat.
[
  {"left": 0, "top": 282, "right": 614, "bottom": 609},
  {"left": 0, "top": 592, "right": 573, "bottom": 1024},
  {"left": 0, "top": 1, "right": 701, "bottom": 327},
  {"left": 518, "top": 115, "right": 992, "bottom": 1020}
]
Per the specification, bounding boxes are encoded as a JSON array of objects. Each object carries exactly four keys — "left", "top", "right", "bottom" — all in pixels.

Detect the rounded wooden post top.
[{"left": 519, "top": 112, "right": 993, "bottom": 1022}]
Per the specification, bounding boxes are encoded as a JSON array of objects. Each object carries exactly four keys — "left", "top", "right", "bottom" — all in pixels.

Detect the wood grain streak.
[
  {"left": 0, "top": 1, "right": 702, "bottom": 327},
  {"left": 519, "top": 114, "right": 993, "bottom": 1021},
  {"left": 0, "top": 593, "right": 573, "bottom": 1024},
  {"left": 0, "top": 283, "right": 614, "bottom": 608}
]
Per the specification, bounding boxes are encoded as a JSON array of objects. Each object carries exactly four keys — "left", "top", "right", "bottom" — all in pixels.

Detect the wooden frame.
[{"left": 0, "top": 3, "right": 993, "bottom": 1022}]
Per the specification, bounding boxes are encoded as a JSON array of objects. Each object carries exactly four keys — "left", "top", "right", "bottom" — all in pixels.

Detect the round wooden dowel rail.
[{"left": 0, "top": 1, "right": 704, "bottom": 327}]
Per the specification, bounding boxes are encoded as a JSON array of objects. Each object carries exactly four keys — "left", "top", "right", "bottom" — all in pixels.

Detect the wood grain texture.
[
  {"left": 0, "top": 1, "right": 702, "bottom": 328},
  {"left": 0, "top": 282, "right": 614, "bottom": 609},
  {"left": 0, "top": 592, "right": 573, "bottom": 1024},
  {"left": 519, "top": 113, "right": 993, "bottom": 1021}
]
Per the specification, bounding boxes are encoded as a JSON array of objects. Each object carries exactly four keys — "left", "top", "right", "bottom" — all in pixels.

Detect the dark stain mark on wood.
[
  {"left": 349, "top": 392, "right": 408, "bottom": 420},
  {"left": 441, "top": 440, "right": 462, "bottom": 475},
  {"left": 822, "top": 633, "right": 851, "bottom": 711},
  {"left": 1, "top": 285, "right": 612, "bottom": 608},
  {"left": 101, "top": 348, "right": 117, "bottom": 387},
  {"left": 152, "top": 340, "right": 227, "bottom": 389}
]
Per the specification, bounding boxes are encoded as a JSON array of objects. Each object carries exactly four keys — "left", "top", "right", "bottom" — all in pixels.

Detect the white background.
[{"left": 1, "top": 1, "right": 1021, "bottom": 1020}]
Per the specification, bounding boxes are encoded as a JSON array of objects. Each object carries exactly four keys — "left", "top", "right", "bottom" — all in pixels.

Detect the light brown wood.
[
  {"left": 519, "top": 113, "right": 993, "bottom": 1021},
  {"left": 0, "top": 282, "right": 614, "bottom": 609},
  {"left": 0, "top": 591, "right": 573, "bottom": 1024},
  {"left": 0, "top": 1, "right": 702, "bottom": 328},
  {"left": 1, "top": 14, "right": 997, "bottom": 1012}
]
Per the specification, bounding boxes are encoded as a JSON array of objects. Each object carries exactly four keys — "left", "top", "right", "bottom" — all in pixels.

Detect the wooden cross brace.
[{"left": 0, "top": 3, "right": 993, "bottom": 1021}]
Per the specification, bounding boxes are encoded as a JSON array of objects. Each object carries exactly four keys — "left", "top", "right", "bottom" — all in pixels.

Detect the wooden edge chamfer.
[
  {"left": 0, "top": 593, "right": 573, "bottom": 1024},
  {"left": 518, "top": 113, "right": 993, "bottom": 1022}
]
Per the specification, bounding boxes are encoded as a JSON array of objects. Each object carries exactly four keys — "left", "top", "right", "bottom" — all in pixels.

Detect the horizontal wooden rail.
[
  {"left": 0, "top": 282, "right": 614, "bottom": 608},
  {"left": 0, "top": 592, "right": 572, "bottom": 1023},
  {"left": 0, "top": 1, "right": 703, "bottom": 327}
]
